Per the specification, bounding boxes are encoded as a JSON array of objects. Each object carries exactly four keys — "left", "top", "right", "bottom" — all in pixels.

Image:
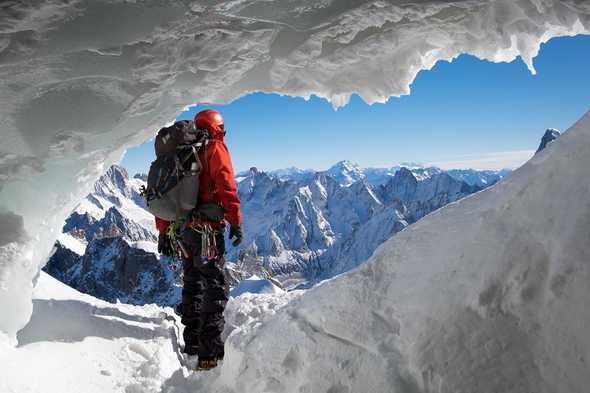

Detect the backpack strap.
[
  {"left": 200, "top": 138, "right": 216, "bottom": 193},
  {"left": 204, "top": 139, "right": 210, "bottom": 177},
  {"left": 174, "top": 154, "right": 182, "bottom": 225}
]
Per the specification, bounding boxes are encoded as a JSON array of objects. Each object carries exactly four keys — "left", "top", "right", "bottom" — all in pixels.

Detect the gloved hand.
[
  {"left": 229, "top": 225, "right": 243, "bottom": 247},
  {"left": 158, "top": 232, "right": 172, "bottom": 256}
]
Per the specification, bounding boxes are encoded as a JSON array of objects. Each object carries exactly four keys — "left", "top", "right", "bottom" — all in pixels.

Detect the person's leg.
[
  {"left": 197, "top": 232, "right": 228, "bottom": 361},
  {"left": 180, "top": 229, "right": 204, "bottom": 355}
]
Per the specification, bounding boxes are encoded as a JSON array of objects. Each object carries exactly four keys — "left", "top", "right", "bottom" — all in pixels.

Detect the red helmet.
[{"left": 194, "top": 109, "right": 224, "bottom": 138}]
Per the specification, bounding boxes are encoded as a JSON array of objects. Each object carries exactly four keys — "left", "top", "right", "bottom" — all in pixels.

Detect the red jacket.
[{"left": 155, "top": 131, "right": 241, "bottom": 233}]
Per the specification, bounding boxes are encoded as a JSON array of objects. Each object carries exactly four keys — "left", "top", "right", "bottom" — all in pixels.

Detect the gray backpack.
[{"left": 144, "top": 120, "right": 209, "bottom": 222}]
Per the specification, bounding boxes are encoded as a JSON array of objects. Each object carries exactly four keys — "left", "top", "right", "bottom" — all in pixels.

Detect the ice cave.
[{"left": 1, "top": 1, "right": 589, "bottom": 392}]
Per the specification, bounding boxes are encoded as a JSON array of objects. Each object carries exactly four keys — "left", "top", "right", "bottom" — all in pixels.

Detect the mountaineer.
[{"left": 145, "top": 109, "right": 242, "bottom": 370}]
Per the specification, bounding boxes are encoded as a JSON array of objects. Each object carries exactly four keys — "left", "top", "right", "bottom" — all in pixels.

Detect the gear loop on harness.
[{"left": 187, "top": 216, "right": 223, "bottom": 267}]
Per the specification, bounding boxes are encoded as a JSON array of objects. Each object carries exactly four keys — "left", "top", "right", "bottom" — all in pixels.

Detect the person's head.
[{"left": 194, "top": 109, "right": 225, "bottom": 139}]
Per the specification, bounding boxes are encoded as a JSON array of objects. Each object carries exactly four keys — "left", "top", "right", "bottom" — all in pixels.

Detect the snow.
[
  {"left": 1, "top": 0, "right": 589, "bottom": 339},
  {"left": 230, "top": 275, "right": 285, "bottom": 298},
  {"left": 56, "top": 232, "right": 87, "bottom": 256},
  {"left": 1, "top": 272, "right": 179, "bottom": 393},
  {"left": 130, "top": 240, "right": 159, "bottom": 254},
  {"left": 33, "top": 269, "right": 97, "bottom": 302},
  {"left": 324, "top": 160, "right": 365, "bottom": 187},
  {"left": 1, "top": 271, "right": 299, "bottom": 393}
]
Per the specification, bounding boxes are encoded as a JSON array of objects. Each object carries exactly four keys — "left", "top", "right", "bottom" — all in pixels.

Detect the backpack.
[{"left": 144, "top": 120, "right": 209, "bottom": 222}]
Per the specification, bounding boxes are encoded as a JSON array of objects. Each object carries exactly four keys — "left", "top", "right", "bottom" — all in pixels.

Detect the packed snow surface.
[
  {"left": 56, "top": 232, "right": 87, "bottom": 256},
  {"left": 0, "top": 272, "right": 178, "bottom": 393},
  {"left": 230, "top": 275, "right": 285, "bottom": 298},
  {"left": 0, "top": 271, "right": 299, "bottom": 393}
]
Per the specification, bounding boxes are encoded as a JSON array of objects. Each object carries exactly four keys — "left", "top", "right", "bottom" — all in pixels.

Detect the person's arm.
[
  {"left": 208, "top": 141, "right": 242, "bottom": 227},
  {"left": 155, "top": 217, "right": 170, "bottom": 233}
]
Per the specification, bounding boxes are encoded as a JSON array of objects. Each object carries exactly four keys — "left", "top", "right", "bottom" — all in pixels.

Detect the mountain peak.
[
  {"left": 330, "top": 160, "right": 360, "bottom": 171},
  {"left": 395, "top": 166, "right": 417, "bottom": 180},
  {"left": 93, "top": 165, "right": 140, "bottom": 203},
  {"left": 105, "top": 164, "right": 128, "bottom": 176},
  {"left": 398, "top": 162, "right": 425, "bottom": 169},
  {"left": 325, "top": 160, "right": 364, "bottom": 186},
  {"left": 536, "top": 128, "right": 561, "bottom": 153},
  {"left": 101, "top": 165, "right": 130, "bottom": 187}
]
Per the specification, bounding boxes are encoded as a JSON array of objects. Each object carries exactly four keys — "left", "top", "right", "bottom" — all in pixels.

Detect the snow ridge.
[{"left": 234, "top": 164, "right": 492, "bottom": 285}]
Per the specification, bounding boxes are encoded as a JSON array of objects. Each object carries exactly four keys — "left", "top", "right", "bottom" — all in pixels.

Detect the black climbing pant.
[{"left": 179, "top": 228, "right": 228, "bottom": 359}]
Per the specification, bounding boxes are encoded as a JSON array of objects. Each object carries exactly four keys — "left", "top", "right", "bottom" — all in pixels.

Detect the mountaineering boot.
[{"left": 196, "top": 356, "right": 223, "bottom": 371}]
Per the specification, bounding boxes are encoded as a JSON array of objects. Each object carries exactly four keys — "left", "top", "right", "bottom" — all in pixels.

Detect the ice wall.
[{"left": 0, "top": 0, "right": 589, "bottom": 342}]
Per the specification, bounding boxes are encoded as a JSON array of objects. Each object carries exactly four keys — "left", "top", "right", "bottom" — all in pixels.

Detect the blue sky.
[{"left": 122, "top": 34, "right": 590, "bottom": 175}]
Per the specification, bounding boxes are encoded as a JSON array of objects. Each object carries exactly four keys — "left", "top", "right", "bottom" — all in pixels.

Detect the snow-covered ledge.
[{"left": 0, "top": 0, "right": 588, "bottom": 343}]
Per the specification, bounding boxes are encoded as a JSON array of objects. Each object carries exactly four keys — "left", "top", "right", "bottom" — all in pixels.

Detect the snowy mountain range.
[
  {"left": 45, "top": 160, "right": 511, "bottom": 302},
  {"left": 234, "top": 164, "right": 492, "bottom": 286},
  {"left": 43, "top": 166, "right": 179, "bottom": 306},
  {"left": 241, "top": 160, "right": 510, "bottom": 188}
]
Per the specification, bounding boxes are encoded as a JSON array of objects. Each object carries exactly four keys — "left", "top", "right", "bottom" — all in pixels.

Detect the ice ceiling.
[{"left": 0, "top": 0, "right": 589, "bottom": 341}]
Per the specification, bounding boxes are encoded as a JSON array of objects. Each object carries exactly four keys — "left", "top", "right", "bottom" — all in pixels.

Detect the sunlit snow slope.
[
  {"left": 0, "top": 271, "right": 298, "bottom": 393},
  {"left": 1, "top": 0, "right": 590, "bottom": 342},
  {"left": 0, "top": 272, "right": 178, "bottom": 393},
  {"left": 192, "top": 110, "right": 589, "bottom": 392}
]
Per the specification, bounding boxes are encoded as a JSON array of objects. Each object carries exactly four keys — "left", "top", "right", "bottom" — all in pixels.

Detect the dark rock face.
[
  {"left": 43, "top": 243, "right": 83, "bottom": 285},
  {"left": 78, "top": 237, "right": 178, "bottom": 305},
  {"left": 45, "top": 236, "right": 180, "bottom": 306},
  {"left": 44, "top": 164, "right": 177, "bottom": 306},
  {"left": 64, "top": 207, "right": 156, "bottom": 242},
  {"left": 378, "top": 169, "right": 482, "bottom": 222},
  {"left": 536, "top": 128, "right": 561, "bottom": 153}
]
